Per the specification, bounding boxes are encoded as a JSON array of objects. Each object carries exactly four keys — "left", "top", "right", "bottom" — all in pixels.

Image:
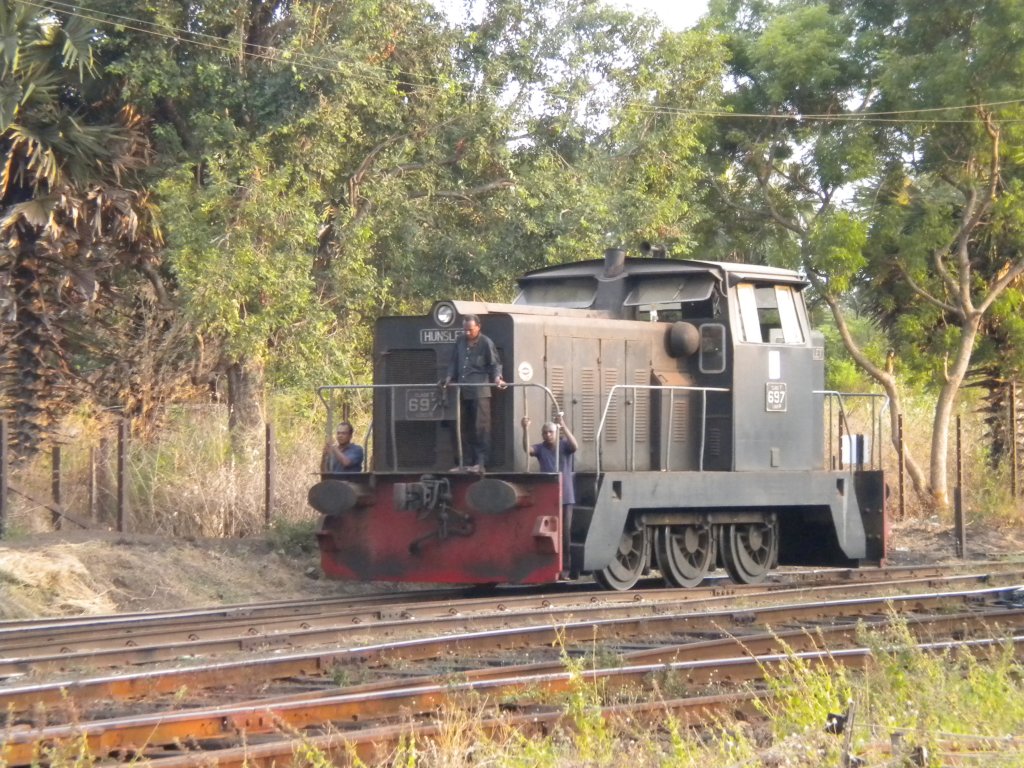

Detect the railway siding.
[{"left": 2, "top": 564, "right": 1024, "bottom": 766}]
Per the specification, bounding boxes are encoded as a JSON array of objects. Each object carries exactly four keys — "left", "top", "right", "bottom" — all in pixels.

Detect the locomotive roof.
[{"left": 517, "top": 257, "right": 809, "bottom": 288}]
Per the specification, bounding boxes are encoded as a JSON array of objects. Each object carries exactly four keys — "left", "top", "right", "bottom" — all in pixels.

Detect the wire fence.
[{"left": 0, "top": 412, "right": 314, "bottom": 539}]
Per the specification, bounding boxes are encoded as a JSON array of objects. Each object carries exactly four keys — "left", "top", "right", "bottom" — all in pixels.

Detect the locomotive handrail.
[
  {"left": 316, "top": 382, "right": 563, "bottom": 472},
  {"left": 813, "top": 390, "right": 890, "bottom": 470},
  {"left": 595, "top": 384, "right": 730, "bottom": 474}
]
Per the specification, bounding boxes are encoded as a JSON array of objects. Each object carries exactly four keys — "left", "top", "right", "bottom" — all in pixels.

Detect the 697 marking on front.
[
  {"left": 402, "top": 388, "right": 447, "bottom": 420},
  {"left": 765, "top": 382, "right": 787, "bottom": 412}
]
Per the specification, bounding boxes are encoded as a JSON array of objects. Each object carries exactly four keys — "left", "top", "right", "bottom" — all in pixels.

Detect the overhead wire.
[
  {"left": 22, "top": 0, "right": 1024, "bottom": 126},
  {"left": 625, "top": 104, "right": 1024, "bottom": 125},
  {"left": 23, "top": 0, "right": 461, "bottom": 97}
]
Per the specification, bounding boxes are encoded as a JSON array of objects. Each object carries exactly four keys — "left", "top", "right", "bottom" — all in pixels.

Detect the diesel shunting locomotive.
[{"left": 307, "top": 248, "right": 887, "bottom": 590}]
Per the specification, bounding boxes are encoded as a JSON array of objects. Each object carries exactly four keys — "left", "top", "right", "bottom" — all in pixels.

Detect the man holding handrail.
[
  {"left": 521, "top": 412, "right": 578, "bottom": 574},
  {"left": 441, "top": 314, "right": 505, "bottom": 472},
  {"left": 322, "top": 421, "right": 364, "bottom": 473}
]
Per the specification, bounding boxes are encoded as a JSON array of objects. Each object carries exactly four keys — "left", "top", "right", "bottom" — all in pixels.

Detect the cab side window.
[{"left": 737, "top": 283, "right": 805, "bottom": 344}]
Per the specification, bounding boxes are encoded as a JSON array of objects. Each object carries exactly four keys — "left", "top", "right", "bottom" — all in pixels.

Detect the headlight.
[{"left": 433, "top": 302, "right": 456, "bottom": 327}]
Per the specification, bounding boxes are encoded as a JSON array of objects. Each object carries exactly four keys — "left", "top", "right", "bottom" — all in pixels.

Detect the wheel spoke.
[
  {"left": 721, "top": 520, "right": 778, "bottom": 585},
  {"left": 655, "top": 524, "right": 714, "bottom": 588},
  {"left": 595, "top": 525, "right": 649, "bottom": 591}
]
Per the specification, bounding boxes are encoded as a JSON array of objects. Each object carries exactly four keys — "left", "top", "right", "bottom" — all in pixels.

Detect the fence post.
[
  {"left": 117, "top": 419, "right": 128, "bottom": 533},
  {"left": 0, "top": 418, "right": 7, "bottom": 539},
  {"left": 1011, "top": 381, "right": 1018, "bottom": 500},
  {"left": 954, "top": 415, "right": 966, "bottom": 559},
  {"left": 838, "top": 419, "right": 845, "bottom": 470},
  {"left": 88, "top": 446, "right": 96, "bottom": 521},
  {"left": 897, "top": 413, "right": 906, "bottom": 521},
  {"left": 265, "top": 422, "right": 275, "bottom": 528},
  {"left": 51, "top": 445, "right": 63, "bottom": 530}
]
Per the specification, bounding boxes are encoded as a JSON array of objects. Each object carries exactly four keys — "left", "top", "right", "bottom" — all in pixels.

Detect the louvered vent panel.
[
  {"left": 396, "top": 422, "right": 438, "bottom": 467},
  {"left": 603, "top": 368, "right": 619, "bottom": 442},
  {"left": 632, "top": 369, "right": 649, "bottom": 440},
  {"left": 580, "top": 367, "right": 597, "bottom": 441},
  {"left": 707, "top": 426, "right": 722, "bottom": 457},
  {"left": 548, "top": 366, "right": 566, "bottom": 417},
  {"left": 386, "top": 350, "right": 436, "bottom": 384},
  {"left": 672, "top": 397, "right": 690, "bottom": 443}
]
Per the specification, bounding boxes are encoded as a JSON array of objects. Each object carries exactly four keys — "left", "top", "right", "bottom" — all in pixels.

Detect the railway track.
[
  {"left": 3, "top": 563, "right": 1021, "bottom": 677},
  {"left": 2, "top": 562, "right": 1023, "bottom": 766}
]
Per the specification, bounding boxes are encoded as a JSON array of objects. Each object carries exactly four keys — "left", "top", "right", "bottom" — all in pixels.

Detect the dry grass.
[
  {"left": 3, "top": 396, "right": 322, "bottom": 538},
  {"left": 285, "top": 624, "right": 1024, "bottom": 768},
  {"left": 2, "top": 387, "right": 1021, "bottom": 552},
  {"left": 0, "top": 548, "right": 119, "bottom": 617}
]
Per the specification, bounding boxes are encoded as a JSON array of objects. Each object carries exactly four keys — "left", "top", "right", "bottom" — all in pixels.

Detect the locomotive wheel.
[
  {"left": 655, "top": 524, "right": 715, "bottom": 588},
  {"left": 721, "top": 520, "right": 778, "bottom": 584},
  {"left": 594, "top": 524, "right": 649, "bottom": 591}
]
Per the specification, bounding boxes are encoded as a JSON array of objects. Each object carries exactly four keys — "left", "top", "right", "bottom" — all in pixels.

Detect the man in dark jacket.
[{"left": 442, "top": 314, "right": 505, "bottom": 471}]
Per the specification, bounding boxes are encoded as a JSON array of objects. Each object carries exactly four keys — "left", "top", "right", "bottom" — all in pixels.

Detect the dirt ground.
[{"left": 1, "top": 517, "right": 1022, "bottom": 619}]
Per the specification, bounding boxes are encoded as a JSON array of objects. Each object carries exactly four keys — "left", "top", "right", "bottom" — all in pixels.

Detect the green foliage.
[
  {"left": 808, "top": 211, "right": 866, "bottom": 294},
  {"left": 157, "top": 155, "right": 357, "bottom": 388},
  {"left": 756, "top": 636, "right": 853, "bottom": 743},
  {"left": 1, "top": 0, "right": 164, "bottom": 456},
  {"left": 858, "top": 618, "right": 1024, "bottom": 757},
  {"left": 705, "top": 0, "right": 1024, "bottom": 503},
  {"left": 561, "top": 653, "right": 615, "bottom": 765},
  {"left": 89, "top": 0, "right": 728, "bottom": 422},
  {"left": 748, "top": 4, "right": 851, "bottom": 106},
  {"left": 268, "top": 517, "right": 319, "bottom": 558},
  {"left": 817, "top": 317, "right": 876, "bottom": 393}
]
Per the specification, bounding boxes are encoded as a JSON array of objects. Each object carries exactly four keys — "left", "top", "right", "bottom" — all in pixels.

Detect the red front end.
[{"left": 312, "top": 473, "right": 564, "bottom": 584}]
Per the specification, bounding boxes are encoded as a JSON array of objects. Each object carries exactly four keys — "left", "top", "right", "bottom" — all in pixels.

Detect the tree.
[
  {"left": 98, "top": 0, "right": 724, "bottom": 448},
  {"left": 703, "top": 0, "right": 930, "bottom": 498},
  {"left": 705, "top": 0, "right": 1024, "bottom": 507},
  {"left": 458, "top": 0, "right": 725, "bottom": 266},
  {"left": 0, "top": 0, "right": 160, "bottom": 456}
]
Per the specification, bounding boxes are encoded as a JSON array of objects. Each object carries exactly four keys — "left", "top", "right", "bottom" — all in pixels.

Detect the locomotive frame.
[{"left": 308, "top": 249, "right": 887, "bottom": 590}]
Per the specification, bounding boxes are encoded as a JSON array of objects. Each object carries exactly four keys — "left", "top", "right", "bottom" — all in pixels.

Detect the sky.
[{"left": 606, "top": 0, "right": 710, "bottom": 31}]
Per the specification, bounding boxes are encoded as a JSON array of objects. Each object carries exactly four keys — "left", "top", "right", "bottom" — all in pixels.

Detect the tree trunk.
[
  {"left": 929, "top": 314, "right": 983, "bottom": 508},
  {"left": 225, "top": 358, "right": 264, "bottom": 455},
  {"left": 95, "top": 436, "right": 118, "bottom": 527},
  {"left": 817, "top": 286, "right": 930, "bottom": 499},
  {"left": 878, "top": 374, "right": 930, "bottom": 498},
  {"left": 7, "top": 245, "right": 48, "bottom": 459}
]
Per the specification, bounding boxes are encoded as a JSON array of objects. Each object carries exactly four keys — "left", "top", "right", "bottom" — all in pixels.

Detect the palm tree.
[{"left": 1, "top": 0, "right": 159, "bottom": 457}]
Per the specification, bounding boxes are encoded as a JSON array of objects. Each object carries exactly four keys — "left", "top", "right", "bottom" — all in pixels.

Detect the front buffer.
[{"left": 309, "top": 473, "right": 564, "bottom": 584}]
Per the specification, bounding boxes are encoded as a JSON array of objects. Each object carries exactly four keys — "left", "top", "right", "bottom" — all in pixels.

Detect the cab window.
[{"left": 736, "top": 283, "right": 805, "bottom": 344}]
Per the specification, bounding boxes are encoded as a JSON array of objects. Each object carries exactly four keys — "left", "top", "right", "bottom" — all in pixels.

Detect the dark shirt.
[
  {"left": 531, "top": 438, "right": 576, "bottom": 505},
  {"left": 324, "top": 443, "right": 364, "bottom": 473},
  {"left": 446, "top": 333, "right": 502, "bottom": 399}
]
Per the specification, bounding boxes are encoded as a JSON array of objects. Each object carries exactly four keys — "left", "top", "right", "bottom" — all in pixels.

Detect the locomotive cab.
[{"left": 309, "top": 249, "right": 887, "bottom": 589}]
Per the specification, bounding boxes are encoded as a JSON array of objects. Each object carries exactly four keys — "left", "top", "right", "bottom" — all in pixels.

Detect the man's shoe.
[
  {"left": 449, "top": 466, "right": 464, "bottom": 472},
  {"left": 464, "top": 464, "right": 481, "bottom": 473}
]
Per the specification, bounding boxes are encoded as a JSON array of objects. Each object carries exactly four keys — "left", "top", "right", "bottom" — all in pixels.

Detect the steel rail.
[
  {"left": 0, "top": 574, "right": 806, "bottom": 654},
  {"left": 2, "top": 581, "right": 1021, "bottom": 714},
  {"left": 145, "top": 622, "right": 1024, "bottom": 768},
  {"left": 2, "top": 572, "right": 1021, "bottom": 679},
  {"left": 139, "top": 692, "right": 767, "bottom": 768},
  {"left": 5, "top": 631, "right": 1023, "bottom": 767},
  {"left": 208, "top": 604, "right": 1024, "bottom": 707},
  {"left": 125, "top": 607, "right": 1024, "bottom": 768},
  {"left": 0, "top": 588, "right": 470, "bottom": 636},
  {"left": 9, "top": 564, "right": 1019, "bottom": 657},
  {"left": 3, "top": 561, "right": 1021, "bottom": 650},
  {"left": 4, "top": 560, "right": 1008, "bottom": 634}
]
